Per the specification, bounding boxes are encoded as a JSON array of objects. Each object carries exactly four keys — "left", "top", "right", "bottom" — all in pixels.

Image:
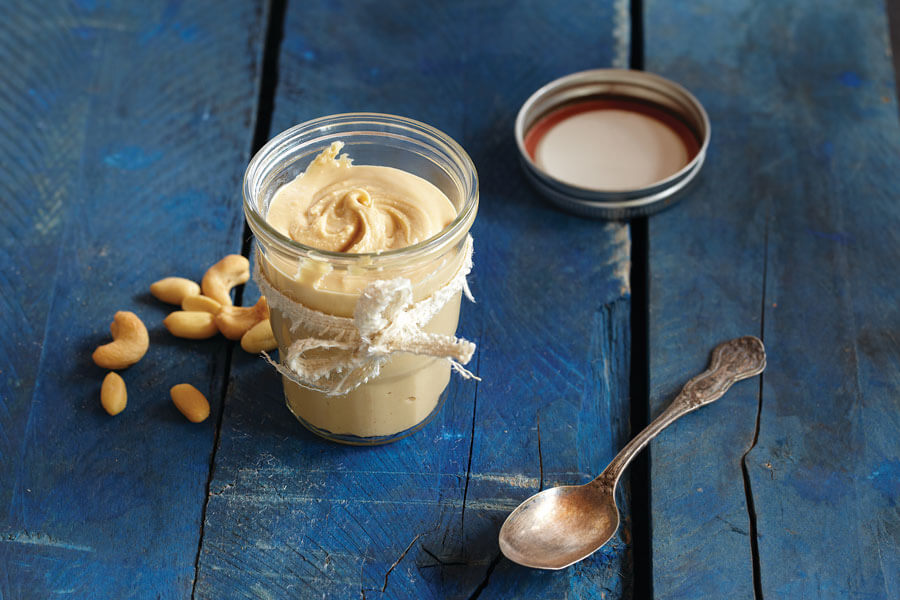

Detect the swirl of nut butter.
[{"left": 268, "top": 142, "right": 456, "bottom": 254}]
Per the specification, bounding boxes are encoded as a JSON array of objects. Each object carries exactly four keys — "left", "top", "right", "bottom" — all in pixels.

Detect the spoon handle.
[{"left": 594, "top": 336, "right": 766, "bottom": 490}]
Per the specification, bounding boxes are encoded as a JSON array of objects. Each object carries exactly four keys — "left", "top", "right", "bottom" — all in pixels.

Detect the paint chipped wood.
[
  {"left": 192, "top": 1, "right": 633, "bottom": 598},
  {"left": 645, "top": 0, "right": 900, "bottom": 597},
  {"left": 0, "top": 1, "right": 266, "bottom": 596}
]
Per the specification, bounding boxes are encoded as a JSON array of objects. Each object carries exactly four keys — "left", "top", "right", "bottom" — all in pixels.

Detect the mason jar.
[{"left": 243, "top": 113, "right": 478, "bottom": 445}]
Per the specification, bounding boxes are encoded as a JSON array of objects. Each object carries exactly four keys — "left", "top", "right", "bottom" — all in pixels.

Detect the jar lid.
[{"left": 515, "top": 69, "right": 710, "bottom": 219}]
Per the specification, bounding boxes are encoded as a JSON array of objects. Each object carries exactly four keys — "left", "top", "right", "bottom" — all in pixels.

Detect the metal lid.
[{"left": 515, "top": 69, "right": 710, "bottom": 219}]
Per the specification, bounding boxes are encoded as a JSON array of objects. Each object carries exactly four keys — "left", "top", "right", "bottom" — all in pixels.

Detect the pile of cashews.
[{"left": 92, "top": 254, "right": 277, "bottom": 421}]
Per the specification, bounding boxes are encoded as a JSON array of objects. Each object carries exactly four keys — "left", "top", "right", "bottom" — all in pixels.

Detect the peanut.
[
  {"left": 240, "top": 319, "right": 277, "bottom": 353},
  {"left": 170, "top": 383, "right": 210, "bottom": 423},
  {"left": 201, "top": 254, "right": 249, "bottom": 306},
  {"left": 215, "top": 296, "right": 269, "bottom": 340},
  {"left": 181, "top": 294, "right": 222, "bottom": 314},
  {"left": 100, "top": 372, "right": 127, "bottom": 416},
  {"left": 150, "top": 277, "right": 201, "bottom": 305},
  {"left": 92, "top": 311, "right": 150, "bottom": 369},
  {"left": 163, "top": 311, "right": 218, "bottom": 339}
]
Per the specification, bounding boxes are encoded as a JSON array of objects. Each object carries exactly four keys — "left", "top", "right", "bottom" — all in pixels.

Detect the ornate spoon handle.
[{"left": 594, "top": 336, "right": 766, "bottom": 490}]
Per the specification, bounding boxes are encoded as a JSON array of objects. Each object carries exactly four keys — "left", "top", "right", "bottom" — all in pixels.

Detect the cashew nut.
[
  {"left": 163, "top": 311, "right": 219, "bottom": 339},
  {"left": 150, "top": 277, "right": 201, "bottom": 305},
  {"left": 92, "top": 311, "right": 149, "bottom": 369},
  {"left": 170, "top": 383, "right": 210, "bottom": 423},
  {"left": 100, "top": 372, "right": 127, "bottom": 416},
  {"left": 201, "top": 254, "right": 249, "bottom": 306},
  {"left": 241, "top": 319, "right": 278, "bottom": 353},
  {"left": 215, "top": 296, "right": 269, "bottom": 340},
  {"left": 181, "top": 294, "right": 222, "bottom": 314}
]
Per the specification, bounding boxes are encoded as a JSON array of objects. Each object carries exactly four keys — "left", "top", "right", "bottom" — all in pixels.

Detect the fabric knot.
[
  {"left": 355, "top": 278, "right": 414, "bottom": 344},
  {"left": 254, "top": 235, "right": 478, "bottom": 396},
  {"left": 354, "top": 278, "right": 475, "bottom": 364}
]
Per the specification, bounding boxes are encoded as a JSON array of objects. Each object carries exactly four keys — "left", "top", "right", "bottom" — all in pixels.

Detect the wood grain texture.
[
  {"left": 643, "top": 1, "right": 767, "bottom": 596},
  {"left": 745, "top": 2, "right": 900, "bottom": 597},
  {"left": 0, "top": 1, "right": 266, "bottom": 597},
  {"left": 194, "top": 1, "right": 634, "bottom": 598},
  {"left": 646, "top": 0, "right": 900, "bottom": 598}
]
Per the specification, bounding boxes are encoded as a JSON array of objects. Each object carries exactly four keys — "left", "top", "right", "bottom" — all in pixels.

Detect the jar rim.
[{"left": 243, "top": 113, "right": 479, "bottom": 267}]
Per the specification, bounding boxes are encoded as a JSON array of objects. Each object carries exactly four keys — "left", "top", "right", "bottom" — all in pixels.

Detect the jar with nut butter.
[{"left": 243, "top": 114, "right": 478, "bottom": 445}]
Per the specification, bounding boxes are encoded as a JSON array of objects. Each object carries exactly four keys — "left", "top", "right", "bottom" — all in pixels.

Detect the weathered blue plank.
[
  {"left": 646, "top": 1, "right": 900, "bottom": 598},
  {"left": 745, "top": 2, "right": 900, "bottom": 597},
  {"left": 195, "top": 1, "right": 634, "bottom": 598},
  {"left": 0, "top": 1, "right": 266, "bottom": 597},
  {"left": 643, "top": 1, "right": 767, "bottom": 596}
]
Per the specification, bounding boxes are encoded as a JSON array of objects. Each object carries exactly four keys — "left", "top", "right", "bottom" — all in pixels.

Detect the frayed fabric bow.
[{"left": 255, "top": 236, "right": 478, "bottom": 396}]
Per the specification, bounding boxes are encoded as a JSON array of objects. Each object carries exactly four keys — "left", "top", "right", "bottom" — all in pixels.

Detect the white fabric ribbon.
[{"left": 254, "top": 236, "right": 478, "bottom": 396}]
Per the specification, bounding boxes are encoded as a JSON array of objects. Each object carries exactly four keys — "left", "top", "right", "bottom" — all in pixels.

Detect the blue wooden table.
[{"left": 2, "top": 1, "right": 898, "bottom": 598}]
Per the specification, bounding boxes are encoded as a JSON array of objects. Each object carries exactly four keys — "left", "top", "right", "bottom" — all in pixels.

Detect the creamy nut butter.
[
  {"left": 267, "top": 142, "right": 456, "bottom": 253},
  {"left": 260, "top": 141, "right": 468, "bottom": 441}
]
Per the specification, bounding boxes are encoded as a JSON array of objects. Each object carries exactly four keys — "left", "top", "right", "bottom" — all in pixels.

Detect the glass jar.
[{"left": 243, "top": 113, "right": 479, "bottom": 445}]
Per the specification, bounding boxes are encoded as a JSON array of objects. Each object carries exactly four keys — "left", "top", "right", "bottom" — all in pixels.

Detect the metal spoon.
[{"left": 499, "top": 336, "right": 766, "bottom": 569}]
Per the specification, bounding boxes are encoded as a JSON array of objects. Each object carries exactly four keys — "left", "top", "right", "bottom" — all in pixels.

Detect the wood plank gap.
[
  {"left": 191, "top": 1, "right": 285, "bottom": 596},
  {"left": 739, "top": 213, "right": 770, "bottom": 600},
  {"left": 629, "top": 0, "right": 644, "bottom": 73},
  {"left": 190, "top": 347, "right": 234, "bottom": 600},
  {"left": 628, "top": 216, "right": 652, "bottom": 600},
  {"left": 628, "top": 2, "right": 653, "bottom": 596},
  {"left": 241, "top": 0, "right": 288, "bottom": 261}
]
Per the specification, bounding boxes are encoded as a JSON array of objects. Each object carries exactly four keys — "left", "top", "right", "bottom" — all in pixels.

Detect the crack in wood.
[
  {"left": 537, "top": 412, "right": 544, "bottom": 491},
  {"left": 419, "top": 545, "right": 469, "bottom": 568},
  {"left": 381, "top": 533, "right": 421, "bottom": 592},
  {"left": 459, "top": 403, "right": 477, "bottom": 534},
  {"left": 739, "top": 212, "right": 769, "bottom": 600},
  {"left": 466, "top": 552, "right": 502, "bottom": 600},
  {"left": 360, "top": 533, "right": 422, "bottom": 598},
  {"left": 459, "top": 319, "right": 485, "bottom": 538},
  {"left": 209, "top": 482, "right": 234, "bottom": 496},
  {"left": 715, "top": 514, "right": 749, "bottom": 537}
]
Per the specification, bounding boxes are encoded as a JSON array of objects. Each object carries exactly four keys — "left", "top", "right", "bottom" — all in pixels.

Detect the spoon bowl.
[
  {"left": 499, "top": 482, "right": 620, "bottom": 569},
  {"left": 499, "top": 336, "right": 766, "bottom": 569}
]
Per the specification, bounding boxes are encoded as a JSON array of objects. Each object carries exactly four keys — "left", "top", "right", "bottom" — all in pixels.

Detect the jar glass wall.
[{"left": 243, "top": 114, "right": 478, "bottom": 445}]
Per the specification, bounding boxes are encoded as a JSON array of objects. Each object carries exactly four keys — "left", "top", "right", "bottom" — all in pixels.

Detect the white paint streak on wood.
[{"left": 3, "top": 530, "right": 94, "bottom": 552}]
